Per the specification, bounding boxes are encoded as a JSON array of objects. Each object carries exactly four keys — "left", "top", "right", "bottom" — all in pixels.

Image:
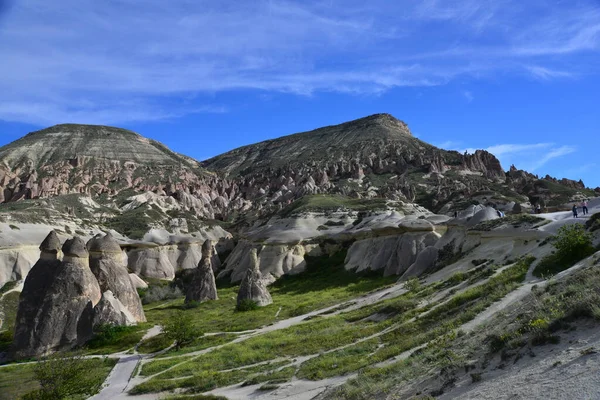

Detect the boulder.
[
  {"left": 185, "top": 240, "right": 218, "bottom": 303},
  {"left": 127, "top": 245, "right": 176, "bottom": 280},
  {"left": 93, "top": 290, "right": 136, "bottom": 327},
  {"left": 11, "top": 231, "right": 62, "bottom": 358},
  {"left": 400, "top": 246, "right": 439, "bottom": 280},
  {"left": 11, "top": 236, "right": 101, "bottom": 359},
  {"left": 466, "top": 206, "right": 500, "bottom": 227},
  {"left": 237, "top": 249, "right": 273, "bottom": 307},
  {"left": 88, "top": 233, "right": 145, "bottom": 322}
]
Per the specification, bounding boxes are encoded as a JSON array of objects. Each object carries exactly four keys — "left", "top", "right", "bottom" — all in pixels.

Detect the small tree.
[
  {"left": 553, "top": 224, "right": 595, "bottom": 264},
  {"left": 163, "top": 311, "right": 200, "bottom": 350},
  {"left": 22, "top": 352, "right": 98, "bottom": 400}
]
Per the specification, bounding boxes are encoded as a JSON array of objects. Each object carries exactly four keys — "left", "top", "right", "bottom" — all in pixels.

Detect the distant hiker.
[
  {"left": 536, "top": 204, "right": 541, "bottom": 214},
  {"left": 454, "top": 211, "right": 458, "bottom": 219},
  {"left": 582, "top": 200, "right": 589, "bottom": 215},
  {"left": 572, "top": 204, "right": 578, "bottom": 218}
]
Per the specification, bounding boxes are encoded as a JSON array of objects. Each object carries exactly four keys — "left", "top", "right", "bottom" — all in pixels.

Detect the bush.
[
  {"left": 163, "top": 311, "right": 201, "bottom": 350},
  {"left": 534, "top": 224, "right": 595, "bottom": 277},
  {"left": 404, "top": 277, "right": 421, "bottom": 292},
  {"left": 236, "top": 299, "right": 259, "bottom": 312},
  {"left": 21, "top": 353, "right": 108, "bottom": 399}
]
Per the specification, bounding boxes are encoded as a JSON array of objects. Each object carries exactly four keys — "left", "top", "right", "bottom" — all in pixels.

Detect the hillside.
[{"left": 203, "top": 113, "right": 593, "bottom": 213}]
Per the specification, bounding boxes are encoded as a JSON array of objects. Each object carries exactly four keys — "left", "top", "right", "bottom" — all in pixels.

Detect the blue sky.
[{"left": 0, "top": 0, "right": 599, "bottom": 186}]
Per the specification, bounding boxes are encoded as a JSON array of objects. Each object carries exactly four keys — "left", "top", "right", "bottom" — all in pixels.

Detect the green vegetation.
[
  {"left": 84, "top": 325, "right": 146, "bottom": 355},
  {"left": 163, "top": 312, "right": 201, "bottom": 350},
  {"left": 297, "top": 338, "right": 381, "bottom": 380},
  {"left": 533, "top": 224, "right": 596, "bottom": 277},
  {"left": 0, "top": 291, "right": 20, "bottom": 334},
  {"left": 279, "top": 195, "right": 388, "bottom": 217},
  {"left": 144, "top": 250, "right": 396, "bottom": 335},
  {"left": 322, "top": 258, "right": 532, "bottom": 399},
  {"left": 0, "top": 355, "right": 117, "bottom": 400},
  {"left": 492, "top": 264, "right": 600, "bottom": 352},
  {"left": 586, "top": 212, "right": 600, "bottom": 232},
  {"left": 139, "top": 281, "right": 182, "bottom": 304},
  {"left": 132, "top": 360, "right": 290, "bottom": 394},
  {"left": 0, "top": 281, "right": 18, "bottom": 296},
  {"left": 105, "top": 203, "right": 165, "bottom": 239}
]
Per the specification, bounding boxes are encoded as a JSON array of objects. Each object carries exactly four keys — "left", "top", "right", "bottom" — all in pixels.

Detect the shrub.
[
  {"left": 21, "top": 353, "right": 106, "bottom": 399},
  {"left": 236, "top": 299, "right": 259, "bottom": 312},
  {"left": 534, "top": 224, "right": 595, "bottom": 277},
  {"left": 163, "top": 311, "right": 201, "bottom": 350},
  {"left": 404, "top": 277, "right": 421, "bottom": 292},
  {"left": 553, "top": 224, "right": 595, "bottom": 262}
]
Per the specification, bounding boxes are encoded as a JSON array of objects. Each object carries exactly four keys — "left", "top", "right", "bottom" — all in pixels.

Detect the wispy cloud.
[
  {"left": 0, "top": 0, "right": 599, "bottom": 124},
  {"left": 525, "top": 65, "right": 574, "bottom": 80},
  {"left": 463, "top": 142, "right": 577, "bottom": 172}
]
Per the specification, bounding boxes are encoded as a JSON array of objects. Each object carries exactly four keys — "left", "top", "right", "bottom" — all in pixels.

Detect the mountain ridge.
[{"left": 0, "top": 114, "right": 594, "bottom": 218}]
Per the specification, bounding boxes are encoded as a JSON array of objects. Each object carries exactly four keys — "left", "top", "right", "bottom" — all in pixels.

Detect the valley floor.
[{"left": 2, "top": 201, "right": 600, "bottom": 400}]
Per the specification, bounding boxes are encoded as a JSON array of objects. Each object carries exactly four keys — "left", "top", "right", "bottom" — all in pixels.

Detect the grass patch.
[
  {"left": 133, "top": 360, "right": 289, "bottom": 394},
  {"left": 297, "top": 338, "right": 381, "bottom": 380},
  {"left": 84, "top": 325, "right": 147, "bottom": 355},
  {"left": 144, "top": 250, "right": 396, "bottom": 338},
  {"left": 0, "top": 291, "right": 20, "bottom": 333},
  {"left": 242, "top": 366, "right": 296, "bottom": 386},
  {"left": 0, "top": 357, "right": 116, "bottom": 400}
]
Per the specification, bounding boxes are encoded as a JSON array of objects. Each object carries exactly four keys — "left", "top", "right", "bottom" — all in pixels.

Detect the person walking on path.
[
  {"left": 582, "top": 200, "right": 589, "bottom": 215},
  {"left": 572, "top": 204, "right": 578, "bottom": 218},
  {"left": 536, "top": 204, "right": 541, "bottom": 214}
]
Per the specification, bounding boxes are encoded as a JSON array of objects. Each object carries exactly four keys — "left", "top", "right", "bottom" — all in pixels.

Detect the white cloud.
[
  {"left": 463, "top": 91, "right": 474, "bottom": 102},
  {"left": 0, "top": 0, "right": 599, "bottom": 124},
  {"left": 462, "top": 142, "right": 576, "bottom": 172},
  {"left": 525, "top": 66, "right": 574, "bottom": 80}
]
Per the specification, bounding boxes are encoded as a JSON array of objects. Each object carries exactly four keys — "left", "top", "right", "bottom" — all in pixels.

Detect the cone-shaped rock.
[
  {"left": 87, "top": 233, "right": 146, "bottom": 323},
  {"left": 11, "top": 231, "right": 62, "bottom": 358},
  {"left": 93, "top": 290, "right": 136, "bottom": 327},
  {"left": 185, "top": 240, "right": 218, "bottom": 303},
  {"left": 237, "top": 248, "right": 273, "bottom": 307},
  {"left": 11, "top": 236, "right": 101, "bottom": 359}
]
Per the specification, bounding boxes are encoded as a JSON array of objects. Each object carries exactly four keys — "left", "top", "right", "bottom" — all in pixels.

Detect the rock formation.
[
  {"left": 11, "top": 231, "right": 62, "bottom": 357},
  {"left": 185, "top": 240, "right": 218, "bottom": 303},
  {"left": 93, "top": 290, "right": 136, "bottom": 327},
  {"left": 237, "top": 248, "right": 273, "bottom": 307},
  {"left": 88, "top": 232, "right": 145, "bottom": 322},
  {"left": 11, "top": 236, "right": 101, "bottom": 359}
]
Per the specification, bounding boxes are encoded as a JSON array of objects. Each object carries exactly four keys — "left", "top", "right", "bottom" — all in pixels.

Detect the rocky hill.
[
  {"left": 204, "top": 113, "right": 593, "bottom": 214},
  {"left": 0, "top": 116, "right": 594, "bottom": 231}
]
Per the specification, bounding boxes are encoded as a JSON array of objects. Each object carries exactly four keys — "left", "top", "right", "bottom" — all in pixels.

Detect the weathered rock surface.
[
  {"left": 219, "top": 240, "right": 317, "bottom": 283},
  {"left": 126, "top": 227, "right": 231, "bottom": 281},
  {"left": 129, "top": 273, "right": 148, "bottom": 289},
  {"left": 93, "top": 290, "right": 136, "bottom": 327},
  {"left": 11, "top": 231, "right": 62, "bottom": 358},
  {"left": 466, "top": 206, "right": 500, "bottom": 227},
  {"left": 185, "top": 240, "right": 218, "bottom": 303},
  {"left": 400, "top": 246, "right": 439, "bottom": 280},
  {"left": 237, "top": 249, "right": 273, "bottom": 307},
  {"left": 345, "top": 231, "right": 440, "bottom": 276},
  {"left": 11, "top": 237, "right": 101, "bottom": 359},
  {"left": 88, "top": 233, "right": 145, "bottom": 322}
]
